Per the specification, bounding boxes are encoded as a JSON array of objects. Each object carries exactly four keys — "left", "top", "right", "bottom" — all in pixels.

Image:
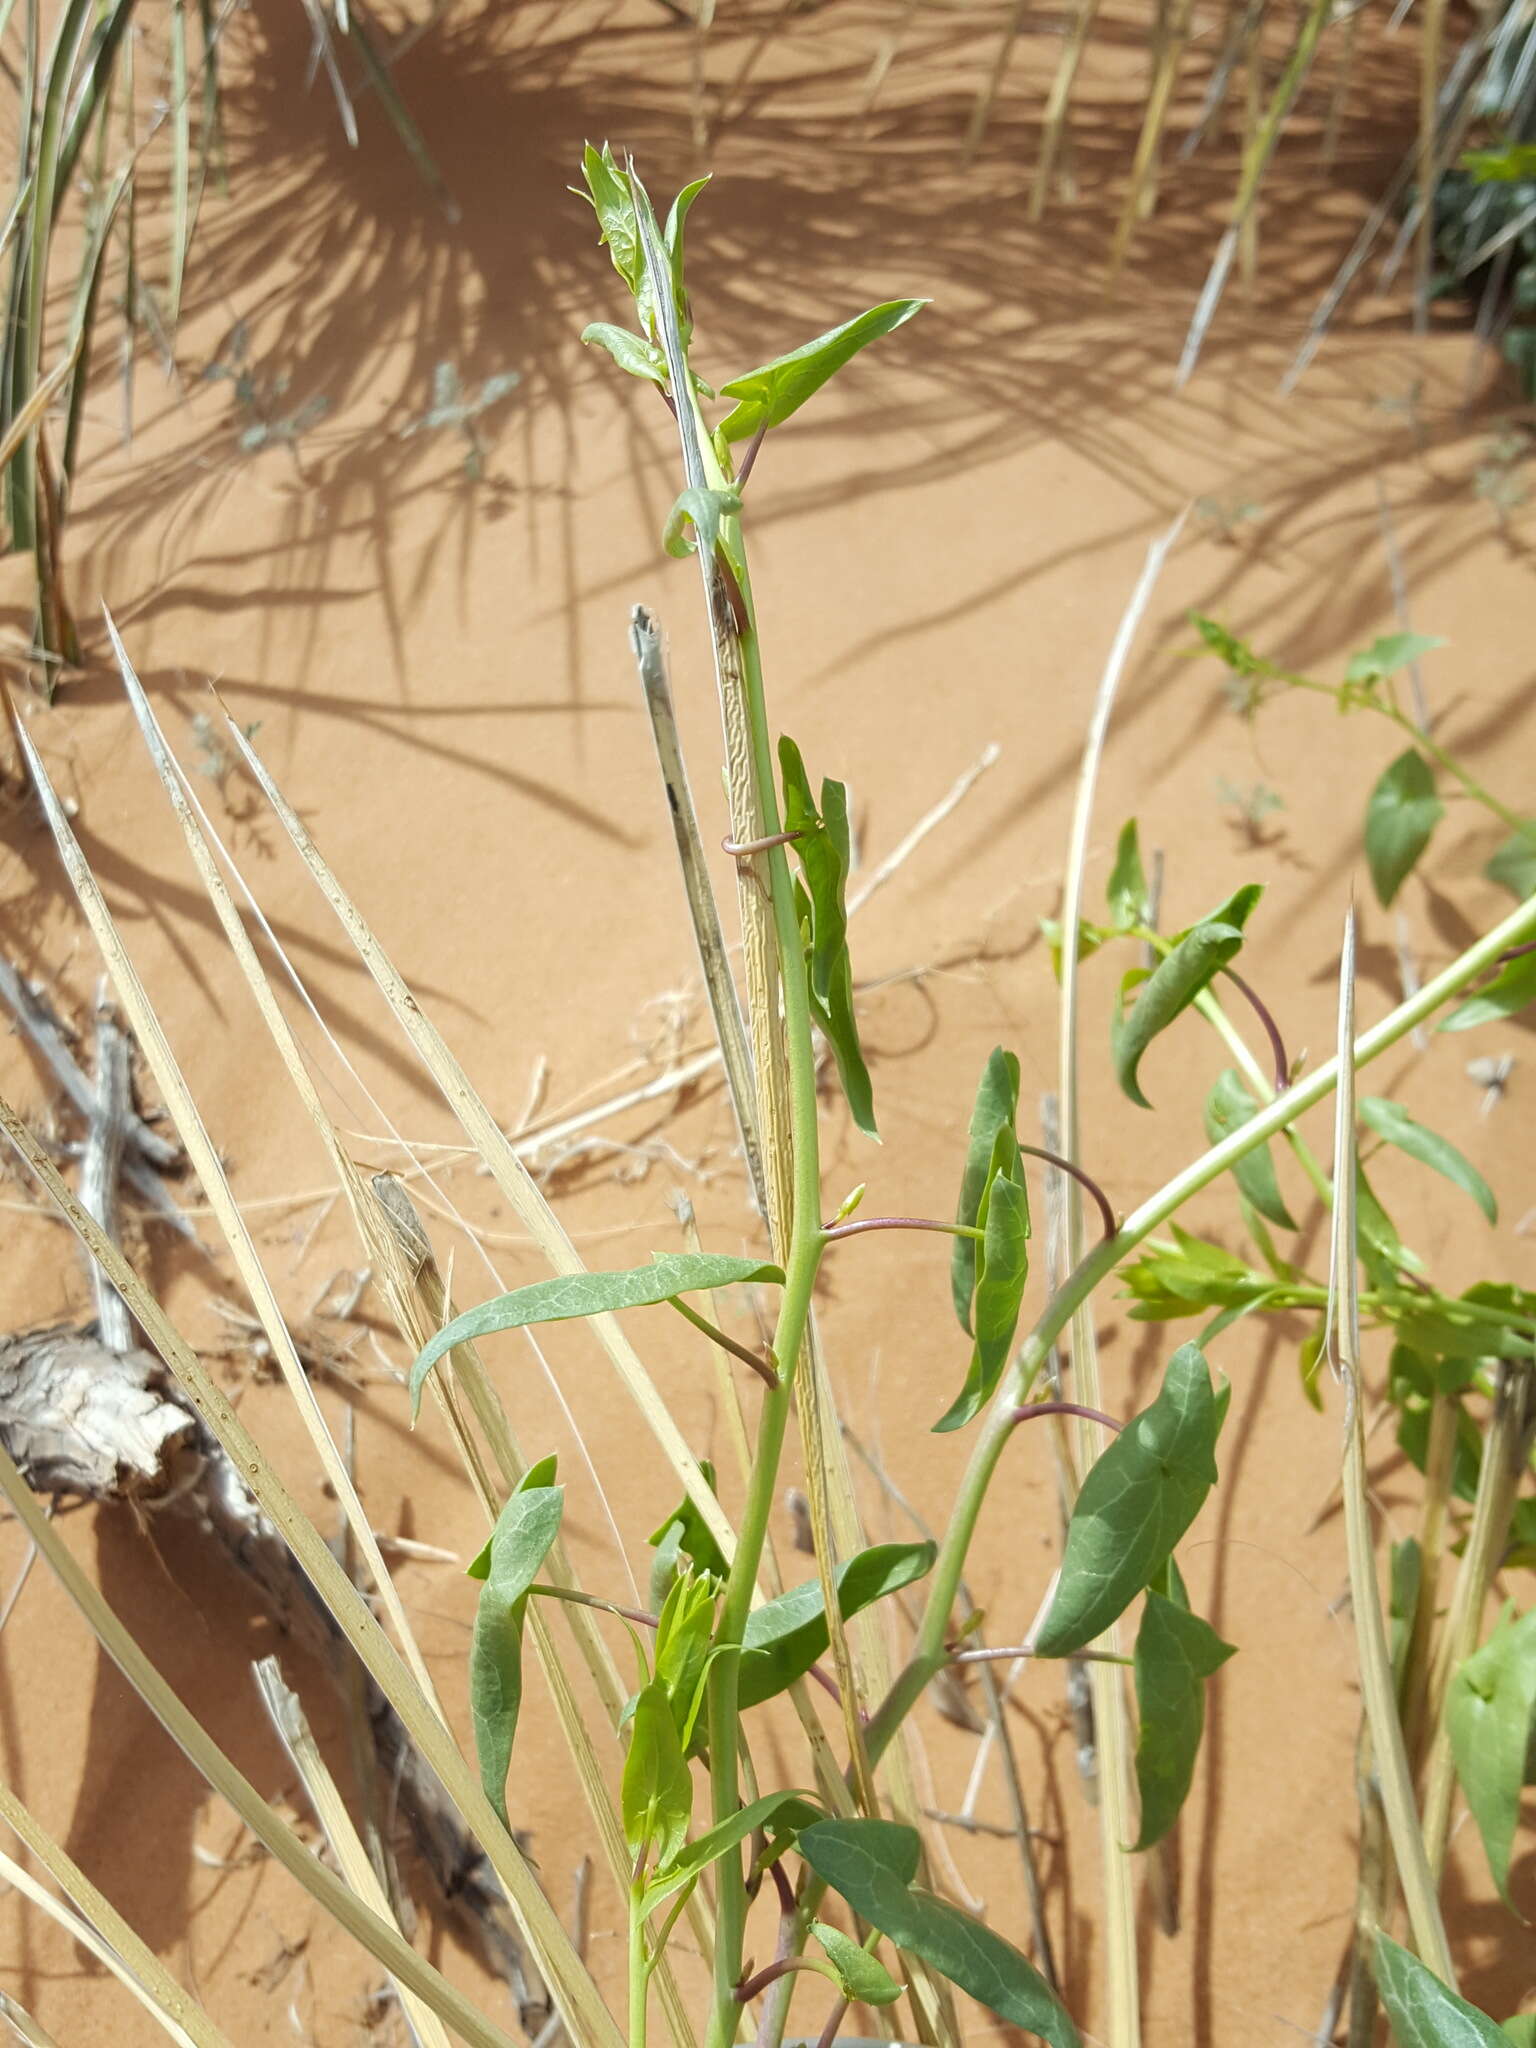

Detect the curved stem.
[
  {"left": 1012, "top": 1400, "right": 1123, "bottom": 1433},
  {"left": 821, "top": 1215, "right": 981, "bottom": 1243},
  {"left": 668, "top": 1295, "right": 780, "bottom": 1389},
  {"left": 1016, "top": 1142, "right": 1117, "bottom": 1243},
  {"left": 1218, "top": 964, "right": 1289, "bottom": 1090}
]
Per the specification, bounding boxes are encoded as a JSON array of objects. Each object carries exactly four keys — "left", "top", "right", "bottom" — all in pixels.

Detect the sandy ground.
[{"left": 1, "top": 1, "right": 1534, "bottom": 2041}]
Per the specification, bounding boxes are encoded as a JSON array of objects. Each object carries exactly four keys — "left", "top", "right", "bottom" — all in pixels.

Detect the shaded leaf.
[
  {"left": 1364, "top": 750, "right": 1443, "bottom": 907},
  {"left": 1113, "top": 885, "right": 1263, "bottom": 1108},
  {"left": 623, "top": 1680, "right": 694, "bottom": 1866},
  {"left": 580, "top": 321, "right": 665, "bottom": 386},
  {"left": 664, "top": 486, "right": 742, "bottom": 562},
  {"left": 1486, "top": 825, "right": 1536, "bottom": 903},
  {"left": 1035, "top": 1344, "right": 1220, "bottom": 1655},
  {"left": 718, "top": 300, "right": 927, "bottom": 443},
  {"left": 410, "top": 1253, "right": 783, "bottom": 1410},
  {"left": 1345, "top": 634, "right": 1446, "bottom": 687},
  {"left": 1132, "top": 1587, "right": 1235, "bottom": 1849},
  {"left": 1360, "top": 1096, "right": 1496, "bottom": 1224},
  {"left": 1298, "top": 1324, "right": 1327, "bottom": 1411},
  {"left": 469, "top": 1473, "right": 564, "bottom": 1829},
  {"left": 782, "top": 743, "right": 876, "bottom": 1137},
  {"left": 1107, "top": 818, "right": 1149, "bottom": 928},
  {"left": 1372, "top": 1934, "right": 1508, "bottom": 2048},
  {"left": 951, "top": 1047, "right": 1021, "bottom": 1333},
  {"left": 1390, "top": 1537, "right": 1422, "bottom": 1685},
  {"left": 1441, "top": 950, "right": 1536, "bottom": 1032},
  {"left": 1040, "top": 916, "right": 1113, "bottom": 979},
  {"left": 935, "top": 1154, "right": 1029, "bottom": 1432},
  {"left": 798, "top": 1820, "right": 1079, "bottom": 2048},
  {"left": 1189, "top": 613, "right": 1265, "bottom": 678},
  {"left": 1204, "top": 1068, "right": 1297, "bottom": 1229},
  {"left": 1446, "top": 1604, "right": 1536, "bottom": 1910},
  {"left": 811, "top": 1924, "right": 904, "bottom": 2007},
  {"left": 737, "top": 1542, "right": 936, "bottom": 1711}
]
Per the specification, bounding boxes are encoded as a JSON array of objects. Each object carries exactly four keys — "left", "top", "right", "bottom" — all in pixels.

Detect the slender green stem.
[
  {"left": 668, "top": 1296, "right": 780, "bottom": 1389},
  {"left": 629, "top": 1886, "right": 649, "bottom": 2048}
]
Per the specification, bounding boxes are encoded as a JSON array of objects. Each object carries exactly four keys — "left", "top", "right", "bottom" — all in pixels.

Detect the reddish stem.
[
  {"left": 1219, "top": 964, "right": 1290, "bottom": 1091},
  {"left": 1010, "top": 1399, "right": 1123, "bottom": 1433}
]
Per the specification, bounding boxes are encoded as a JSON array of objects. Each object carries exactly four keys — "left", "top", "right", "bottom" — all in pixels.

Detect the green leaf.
[
  {"left": 1502, "top": 2018, "right": 1536, "bottom": 2046},
  {"left": 466, "top": 1454, "right": 558, "bottom": 1579},
  {"left": 1035, "top": 1344, "right": 1221, "bottom": 1656},
  {"left": 647, "top": 1788, "right": 814, "bottom": 1902},
  {"left": 1364, "top": 750, "right": 1443, "bottom": 907},
  {"left": 1372, "top": 1933, "right": 1509, "bottom": 2047},
  {"left": 581, "top": 140, "right": 643, "bottom": 299},
  {"left": 581, "top": 321, "right": 666, "bottom": 386},
  {"left": 1122, "top": 1225, "right": 1268, "bottom": 1322},
  {"left": 1189, "top": 613, "right": 1266, "bottom": 678},
  {"left": 653, "top": 1569, "right": 718, "bottom": 1747},
  {"left": 1360, "top": 1097, "right": 1497, "bottom": 1224},
  {"left": 1299, "top": 1324, "right": 1327, "bottom": 1411},
  {"left": 1112, "top": 885, "right": 1263, "bottom": 1108},
  {"left": 410, "top": 1253, "right": 783, "bottom": 1411},
  {"left": 1446, "top": 1604, "right": 1536, "bottom": 1909},
  {"left": 663, "top": 486, "right": 742, "bottom": 562},
  {"left": 622, "top": 1680, "right": 694, "bottom": 1866},
  {"left": 1441, "top": 949, "right": 1536, "bottom": 1032},
  {"left": 469, "top": 1474, "right": 564, "bottom": 1829},
  {"left": 797, "top": 1820, "right": 1080, "bottom": 2048},
  {"left": 1204, "top": 1069, "right": 1297, "bottom": 1229},
  {"left": 1345, "top": 633, "right": 1446, "bottom": 687},
  {"left": 662, "top": 176, "right": 708, "bottom": 347},
  {"left": 1039, "top": 915, "right": 1114, "bottom": 979},
  {"left": 1131, "top": 1588, "right": 1235, "bottom": 1849},
  {"left": 951, "top": 1048, "right": 1021, "bottom": 1333},
  {"left": 1106, "top": 819, "right": 1149, "bottom": 929},
  {"left": 811, "top": 1924, "right": 904, "bottom": 2007},
  {"left": 1390, "top": 1537, "right": 1423, "bottom": 1685},
  {"left": 717, "top": 299, "right": 927, "bottom": 444},
  {"left": 1485, "top": 825, "right": 1536, "bottom": 902},
  {"left": 779, "top": 737, "right": 852, "bottom": 1005},
  {"left": 781, "top": 741, "right": 877, "bottom": 1137},
  {"left": 737, "top": 1542, "right": 936, "bottom": 1710},
  {"left": 935, "top": 1154, "right": 1029, "bottom": 1432},
  {"left": 648, "top": 1460, "right": 727, "bottom": 1608}
]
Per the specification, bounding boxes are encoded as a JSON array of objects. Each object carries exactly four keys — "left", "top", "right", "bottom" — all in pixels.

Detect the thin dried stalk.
[
  {"left": 254, "top": 1658, "right": 454, "bottom": 2048},
  {"left": 1055, "top": 517, "right": 1187, "bottom": 2047},
  {"left": 1327, "top": 910, "right": 1455, "bottom": 1984},
  {"left": 0, "top": 1786, "right": 223, "bottom": 2048},
  {"left": 1029, "top": 0, "right": 1100, "bottom": 220}
]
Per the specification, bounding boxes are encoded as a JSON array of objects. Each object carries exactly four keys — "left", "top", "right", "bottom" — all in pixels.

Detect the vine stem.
[
  {"left": 863, "top": 878, "right": 1536, "bottom": 1771},
  {"left": 629, "top": 1888, "right": 649, "bottom": 2048}
]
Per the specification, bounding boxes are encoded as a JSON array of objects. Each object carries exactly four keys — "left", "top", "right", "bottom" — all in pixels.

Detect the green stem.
[
  {"left": 865, "top": 882, "right": 1536, "bottom": 1767},
  {"left": 629, "top": 1886, "right": 649, "bottom": 2048}
]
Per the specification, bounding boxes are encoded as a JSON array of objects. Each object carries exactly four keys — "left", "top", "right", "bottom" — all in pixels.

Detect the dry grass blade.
[
  {"left": 1327, "top": 909, "right": 1456, "bottom": 1985},
  {"left": 0, "top": 1440, "right": 531, "bottom": 2048},
  {"left": 0, "top": 1098, "right": 617, "bottom": 2047},
  {"left": 0, "top": 1987, "right": 61, "bottom": 2048},
  {"left": 0, "top": 1784, "right": 224, "bottom": 2048},
  {"left": 962, "top": 0, "right": 1031, "bottom": 163},
  {"left": 254, "top": 1658, "right": 454, "bottom": 2048},
  {"left": 1107, "top": 0, "right": 1195, "bottom": 281},
  {"left": 107, "top": 649, "right": 703, "bottom": 2043},
  {"left": 216, "top": 704, "right": 735, "bottom": 1562},
  {"left": 13, "top": 660, "right": 440, "bottom": 1724},
  {"left": 0, "top": 332, "right": 80, "bottom": 478},
  {"left": 1030, "top": 0, "right": 1100, "bottom": 219}
]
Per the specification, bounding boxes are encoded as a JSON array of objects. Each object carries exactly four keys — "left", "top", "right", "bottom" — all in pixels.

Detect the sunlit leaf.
[
  {"left": 1441, "top": 949, "right": 1536, "bottom": 1032},
  {"left": 737, "top": 1541, "right": 936, "bottom": 1710},
  {"left": 410, "top": 1253, "right": 783, "bottom": 1410},
  {"left": 622, "top": 1680, "right": 694, "bottom": 1866},
  {"left": 1131, "top": 1585, "right": 1235, "bottom": 1849},
  {"left": 1345, "top": 634, "right": 1446, "bottom": 688},
  {"left": 1360, "top": 1096, "right": 1496, "bottom": 1224},
  {"left": 811, "top": 1923, "right": 904, "bottom": 2006},
  {"left": 581, "top": 321, "right": 665, "bottom": 386},
  {"left": 646, "top": 1788, "right": 814, "bottom": 1903},
  {"left": 469, "top": 1470, "right": 564, "bottom": 1829},
  {"left": 648, "top": 1459, "right": 727, "bottom": 1607},
  {"left": 1364, "top": 750, "right": 1443, "bottom": 907},
  {"left": 1035, "top": 1344, "right": 1221, "bottom": 1655},
  {"left": 1112, "top": 886, "right": 1263, "bottom": 1108},
  {"left": 1372, "top": 1933, "right": 1508, "bottom": 2047},
  {"left": 1107, "top": 818, "right": 1149, "bottom": 929},
  {"left": 936, "top": 1144, "right": 1029, "bottom": 1432},
  {"left": 951, "top": 1047, "right": 1021, "bottom": 1333},
  {"left": 1446, "top": 1604, "right": 1536, "bottom": 1909},
  {"left": 1122, "top": 1225, "right": 1268, "bottom": 1322},
  {"left": 798, "top": 1819, "right": 1080, "bottom": 2048},
  {"left": 718, "top": 299, "right": 927, "bottom": 443}
]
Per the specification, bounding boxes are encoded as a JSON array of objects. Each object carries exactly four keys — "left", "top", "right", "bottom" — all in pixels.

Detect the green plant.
[{"left": 3, "top": 153, "right": 1536, "bottom": 2048}]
